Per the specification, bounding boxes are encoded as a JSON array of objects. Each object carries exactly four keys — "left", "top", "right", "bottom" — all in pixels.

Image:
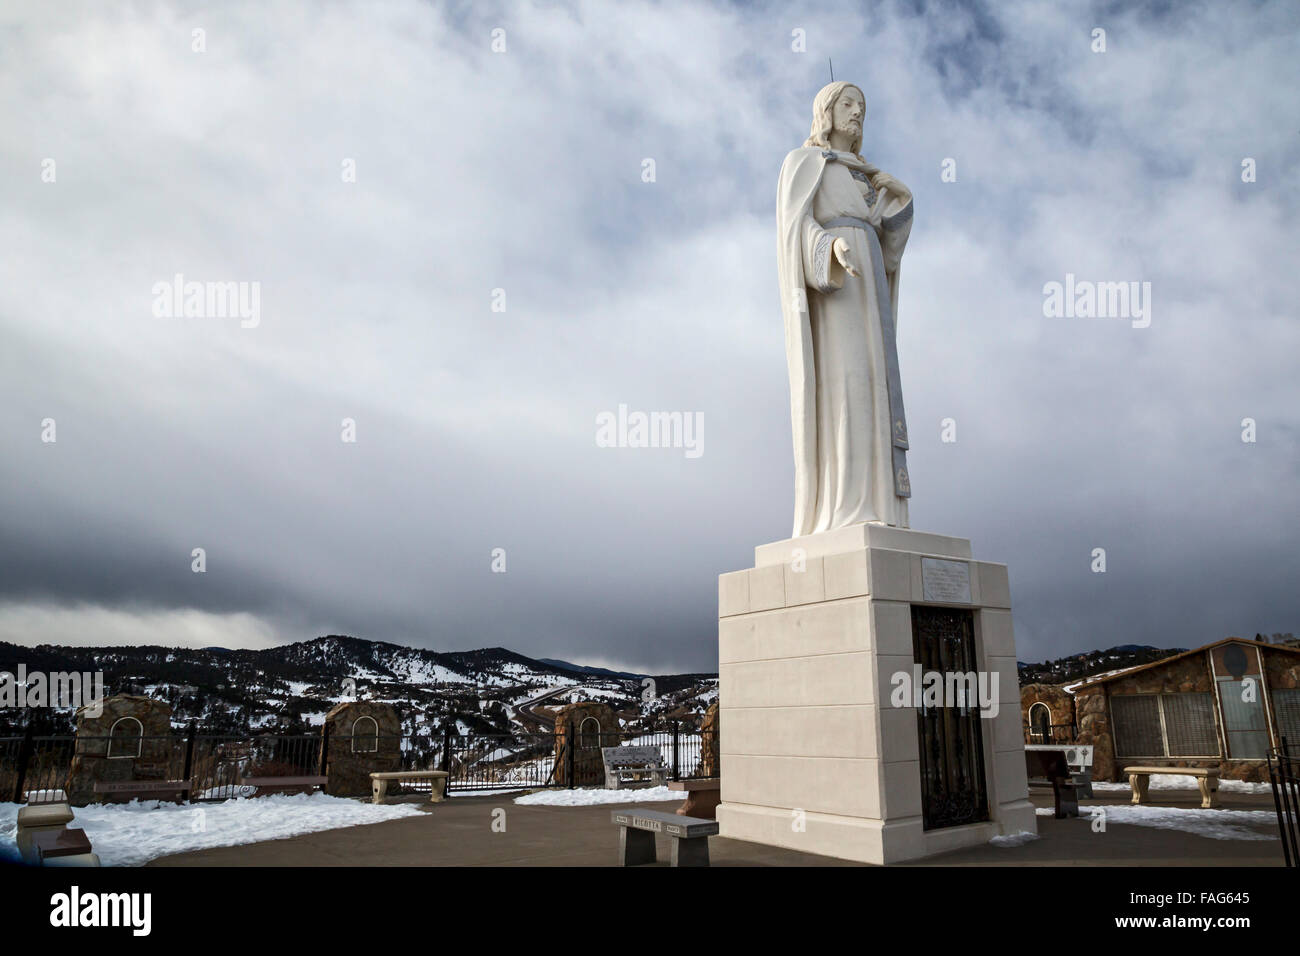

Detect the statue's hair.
[{"left": 804, "top": 81, "right": 864, "bottom": 160}]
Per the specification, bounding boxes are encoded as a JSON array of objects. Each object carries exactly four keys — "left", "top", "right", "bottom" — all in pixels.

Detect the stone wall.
[
  {"left": 1073, "top": 686, "right": 1117, "bottom": 781},
  {"left": 553, "top": 701, "right": 618, "bottom": 786},
  {"left": 65, "top": 695, "right": 175, "bottom": 805},
  {"left": 1019, "top": 683, "right": 1075, "bottom": 741},
  {"left": 1108, "top": 652, "right": 1212, "bottom": 697},
  {"left": 1264, "top": 648, "right": 1300, "bottom": 693},
  {"left": 699, "top": 701, "right": 719, "bottom": 777},
  {"left": 324, "top": 701, "right": 401, "bottom": 797}
]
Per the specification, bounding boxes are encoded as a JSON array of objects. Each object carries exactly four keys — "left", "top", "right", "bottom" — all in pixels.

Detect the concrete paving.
[{"left": 147, "top": 788, "right": 1285, "bottom": 867}]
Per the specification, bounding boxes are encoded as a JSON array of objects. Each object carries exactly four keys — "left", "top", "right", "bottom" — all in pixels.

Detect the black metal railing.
[
  {"left": 1, "top": 722, "right": 718, "bottom": 803},
  {"left": 1267, "top": 736, "right": 1299, "bottom": 867},
  {"left": 1027, "top": 723, "right": 1077, "bottom": 746},
  {"left": 187, "top": 733, "right": 324, "bottom": 800},
  {"left": 442, "top": 723, "right": 717, "bottom": 793}
]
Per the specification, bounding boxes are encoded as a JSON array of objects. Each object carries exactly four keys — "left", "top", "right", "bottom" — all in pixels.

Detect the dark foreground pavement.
[{"left": 147, "top": 789, "right": 1284, "bottom": 867}]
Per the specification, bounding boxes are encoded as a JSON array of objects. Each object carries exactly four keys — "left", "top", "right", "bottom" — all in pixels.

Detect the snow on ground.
[
  {"left": 514, "top": 786, "right": 683, "bottom": 807},
  {"left": 1037, "top": 805, "right": 1279, "bottom": 841},
  {"left": 0, "top": 793, "right": 425, "bottom": 867},
  {"left": 1090, "top": 774, "right": 1272, "bottom": 795},
  {"left": 990, "top": 830, "right": 1040, "bottom": 847}
]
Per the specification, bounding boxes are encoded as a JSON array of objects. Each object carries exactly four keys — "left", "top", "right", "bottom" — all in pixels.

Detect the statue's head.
[{"left": 804, "top": 81, "right": 865, "bottom": 156}]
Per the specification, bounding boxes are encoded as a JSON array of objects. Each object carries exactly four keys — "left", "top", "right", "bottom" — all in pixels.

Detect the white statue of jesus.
[{"left": 776, "top": 81, "right": 915, "bottom": 536}]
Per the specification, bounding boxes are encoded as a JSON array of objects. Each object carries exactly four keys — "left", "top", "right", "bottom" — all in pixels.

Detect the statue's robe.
[{"left": 776, "top": 146, "right": 914, "bottom": 536}]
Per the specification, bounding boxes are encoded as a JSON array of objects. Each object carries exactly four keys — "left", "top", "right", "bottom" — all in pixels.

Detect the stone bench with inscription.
[
  {"left": 93, "top": 780, "right": 192, "bottom": 802},
  {"left": 601, "top": 745, "right": 671, "bottom": 790},
  {"left": 1024, "top": 749, "right": 1079, "bottom": 819},
  {"left": 611, "top": 808, "right": 718, "bottom": 867}
]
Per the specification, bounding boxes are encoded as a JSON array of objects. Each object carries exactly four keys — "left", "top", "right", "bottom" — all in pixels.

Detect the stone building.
[
  {"left": 1020, "top": 638, "right": 1300, "bottom": 782},
  {"left": 552, "top": 701, "right": 618, "bottom": 786},
  {"left": 323, "top": 701, "right": 401, "bottom": 797},
  {"left": 65, "top": 694, "right": 176, "bottom": 804}
]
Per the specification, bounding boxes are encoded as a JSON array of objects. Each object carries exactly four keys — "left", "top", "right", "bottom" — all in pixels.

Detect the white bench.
[
  {"left": 370, "top": 770, "right": 449, "bottom": 804},
  {"left": 1124, "top": 765, "right": 1219, "bottom": 809},
  {"left": 601, "top": 745, "right": 670, "bottom": 790}
]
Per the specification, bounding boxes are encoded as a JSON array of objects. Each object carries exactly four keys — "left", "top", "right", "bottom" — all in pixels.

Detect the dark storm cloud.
[{"left": 1, "top": 0, "right": 1297, "bottom": 671}]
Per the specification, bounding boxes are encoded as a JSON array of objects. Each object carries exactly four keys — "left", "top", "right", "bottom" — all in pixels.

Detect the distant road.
[{"left": 514, "top": 685, "right": 578, "bottom": 730}]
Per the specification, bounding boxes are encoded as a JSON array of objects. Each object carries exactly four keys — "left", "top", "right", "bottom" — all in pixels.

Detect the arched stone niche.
[
  {"left": 323, "top": 701, "right": 401, "bottom": 797},
  {"left": 66, "top": 694, "right": 174, "bottom": 805},
  {"left": 553, "top": 701, "right": 618, "bottom": 786}
]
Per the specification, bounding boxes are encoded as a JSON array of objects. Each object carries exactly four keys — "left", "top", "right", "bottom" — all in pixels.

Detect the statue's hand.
[
  {"left": 832, "top": 237, "right": 860, "bottom": 278},
  {"left": 873, "top": 172, "right": 911, "bottom": 202}
]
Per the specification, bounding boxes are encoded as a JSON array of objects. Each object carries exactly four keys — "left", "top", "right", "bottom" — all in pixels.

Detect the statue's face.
[{"left": 831, "top": 87, "right": 864, "bottom": 139}]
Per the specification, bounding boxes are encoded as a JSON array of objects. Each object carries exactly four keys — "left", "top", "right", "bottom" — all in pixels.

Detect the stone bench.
[
  {"left": 611, "top": 808, "right": 718, "bottom": 867},
  {"left": 1024, "top": 749, "right": 1079, "bottom": 819},
  {"left": 94, "top": 780, "right": 192, "bottom": 802},
  {"left": 370, "top": 770, "right": 449, "bottom": 804},
  {"left": 1124, "top": 766, "right": 1219, "bottom": 809},
  {"left": 668, "top": 778, "right": 720, "bottom": 819},
  {"left": 239, "top": 775, "right": 328, "bottom": 795},
  {"left": 16, "top": 802, "right": 74, "bottom": 864},
  {"left": 34, "top": 828, "right": 99, "bottom": 867},
  {"left": 601, "top": 745, "right": 670, "bottom": 790},
  {"left": 1025, "top": 743, "right": 1094, "bottom": 797}
]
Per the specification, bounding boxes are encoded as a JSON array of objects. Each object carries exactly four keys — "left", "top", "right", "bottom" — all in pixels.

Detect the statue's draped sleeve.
[
  {"left": 801, "top": 214, "right": 846, "bottom": 294},
  {"left": 874, "top": 185, "right": 913, "bottom": 280},
  {"left": 776, "top": 148, "right": 830, "bottom": 538}
]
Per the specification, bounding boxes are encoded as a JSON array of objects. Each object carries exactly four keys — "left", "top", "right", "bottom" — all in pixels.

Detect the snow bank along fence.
[{"left": 443, "top": 722, "right": 718, "bottom": 793}]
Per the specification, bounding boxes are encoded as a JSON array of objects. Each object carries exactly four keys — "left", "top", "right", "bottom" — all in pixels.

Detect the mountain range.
[{"left": 0, "top": 636, "right": 718, "bottom": 736}]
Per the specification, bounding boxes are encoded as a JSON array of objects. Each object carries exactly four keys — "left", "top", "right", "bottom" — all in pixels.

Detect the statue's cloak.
[{"left": 776, "top": 146, "right": 910, "bottom": 537}]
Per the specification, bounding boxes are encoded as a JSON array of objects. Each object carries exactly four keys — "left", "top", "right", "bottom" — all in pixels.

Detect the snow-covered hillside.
[{"left": 0, "top": 636, "right": 718, "bottom": 736}]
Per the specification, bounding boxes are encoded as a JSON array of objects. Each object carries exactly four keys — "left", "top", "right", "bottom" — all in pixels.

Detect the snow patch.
[
  {"left": 989, "top": 830, "right": 1039, "bottom": 847},
  {"left": 0, "top": 793, "right": 424, "bottom": 867},
  {"left": 1035, "top": 804, "right": 1278, "bottom": 841},
  {"left": 514, "top": 786, "right": 683, "bottom": 807}
]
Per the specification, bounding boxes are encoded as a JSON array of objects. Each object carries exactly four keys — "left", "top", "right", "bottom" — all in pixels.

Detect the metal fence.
[
  {"left": 1267, "top": 736, "right": 1300, "bottom": 867},
  {"left": 1027, "top": 723, "right": 1078, "bottom": 746},
  {"left": 1, "top": 722, "right": 717, "bottom": 803},
  {"left": 442, "top": 724, "right": 717, "bottom": 793}
]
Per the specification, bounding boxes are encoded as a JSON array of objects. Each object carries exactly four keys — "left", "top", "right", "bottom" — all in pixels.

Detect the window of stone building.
[
  {"left": 1111, "top": 696, "right": 1163, "bottom": 757},
  {"left": 352, "top": 716, "right": 379, "bottom": 753},
  {"left": 1162, "top": 694, "right": 1219, "bottom": 756},
  {"left": 1273, "top": 689, "right": 1300, "bottom": 749},
  {"left": 578, "top": 716, "right": 601, "bottom": 750},
  {"left": 1028, "top": 703, "right": 1051, "bottom": 743},
  {"left": 1217, "top": 679, "right": 1269, "bottom": 759},
  {"left": 1111, "top": 693, "right": 1221, "bottom": 759},
  {"left": 107, "top": 717, "right": 143, "bottom": 759}
]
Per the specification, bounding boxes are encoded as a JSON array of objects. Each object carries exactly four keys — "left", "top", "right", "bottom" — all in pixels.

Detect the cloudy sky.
[{"left": 1, "top": 1, "right": 1297, "bottom": 673}]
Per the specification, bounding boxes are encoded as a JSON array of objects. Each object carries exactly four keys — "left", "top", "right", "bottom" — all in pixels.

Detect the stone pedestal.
[{"left": 715, "top": 524, "right": 1036, "bottom": 864}]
